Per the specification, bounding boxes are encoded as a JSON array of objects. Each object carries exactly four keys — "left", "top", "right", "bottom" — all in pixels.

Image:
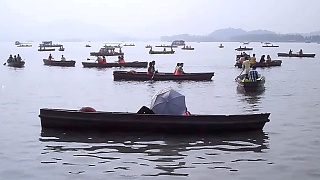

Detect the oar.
[{"left": 235, "top": 69, "right": 244, "bottom": 81}]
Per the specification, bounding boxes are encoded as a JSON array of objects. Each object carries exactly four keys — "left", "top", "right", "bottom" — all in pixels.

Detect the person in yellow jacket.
[{"left": 250, "top": 54, "right": 256, "bottom": 65}]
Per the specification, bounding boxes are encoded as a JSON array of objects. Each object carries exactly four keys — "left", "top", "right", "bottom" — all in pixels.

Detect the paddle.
[{"left": 235, "top": 69, "right": 244, "bottom": 81}]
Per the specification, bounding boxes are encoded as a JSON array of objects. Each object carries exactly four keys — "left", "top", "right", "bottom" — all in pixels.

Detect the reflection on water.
[
  {"left": 237, "top": 87, "right": 265, "bottom": 112},
  {"left": 39, "top": 130, "right": 270, "bottom": 177}
]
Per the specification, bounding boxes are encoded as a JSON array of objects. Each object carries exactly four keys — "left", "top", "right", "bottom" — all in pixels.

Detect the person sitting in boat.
[
  {"left": 48, "top": 54, "right": 53, "bottom": 61},
  {"left": 174, "top": 63, "right": 185, "bottom": 75},
  {"left": 163, "top": 48, "right": 166, "bottom": 52},
  {"left": 173, "top": 63, "right": 180, "bottom": 75},
  {"left": 102, "top": 56, "right": 107, "bottom": 64},
  {"left": 13, "top": 55, "right": 17, "bottom": 62},
  {"left": 7, "top": 54, "right": 13, "bottom": 63},
  {"left": 17, "top": 54, "right": 22, "bottom": 62},
  {"left": 289, "top": 49, "right": 293, "bottom": 55},
  {"left": 249, "top": 66, "right": 259, "bottom": 82},
  {"left": 299, "top": 49, "right": 303, "bottom": 55},
  {"left": 249, "top": 54, "right": 256, "bottom": 65},
  {"left": 118, "top": 55, "right": 125, "bottom": 64},
  {"left": 266, "top": 55, "right": 272, "bottom": 63},
  {"left": 147, "top": 61, "right": 157, "bottom": 75},
  {"left": 96, "top": 56, "right": 103, "bottom": 64},
  {"left": 61, "top": 55, "right": 66, "bottom": 61},
  {"left": 259, "top": 55, "right": 266, "bottom": 63}
]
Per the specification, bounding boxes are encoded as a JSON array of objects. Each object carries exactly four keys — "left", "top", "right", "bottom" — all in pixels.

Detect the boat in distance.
[
  {"left": 277, "top": 52, "right": 315, "bottom": 58},
  {"left": 6, "top": 61, "right": 25, "bottom": 68},
  {"left": 39, "top": 108, "right": 270, "bottom": 133},
  {"left": 82, "top": 61, "right": 148, "bottom": 68},
  {"left": 43, "top": 59, "right": 76, "bottom": 67},
  {"left": 113, "top": 71, "right": 214, "bottom": 81},
  {"left": 234, "top": 60, "right": 282, "bottom": 68}
]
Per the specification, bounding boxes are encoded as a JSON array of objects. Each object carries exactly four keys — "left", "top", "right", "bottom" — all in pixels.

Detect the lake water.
[{"left": 0, "top": 41, "right": 320, "bottom": 179}]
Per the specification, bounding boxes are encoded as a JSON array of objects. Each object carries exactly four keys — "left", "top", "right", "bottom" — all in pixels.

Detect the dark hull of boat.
[
  {"left": 234, "top": 60, "right": 282, "bottom": 68},
  {"left": 123, "top": 44, "right": 135, "bottom": 46},
  {"left": 155, "top": 45, "right": 178, "bottom": 48},
  {"left": 39, "top": 108, "right": 270, "bottom": 133},
  {"left": 17, "top": 45, "right": 32, "bottom": 47},
  {"left": 262, "top": 45, "right": 279, "bottom": 47},
  {"left": 43, "top": 59, "right": 76, "bottom": 67},
  {"left": 181, "top": 48, "right": 194, "bottom": 50},
  {"left": 113, "top": 71, "right": 214, "bottom": 81},
  {"left": 236, "top": 75, "right": 265, "bottom": 92},
  {"left": 38, "top": 49, "right": 55, "bottom": 51},
  {"left": 235, "top": 48, "right": 253, "bottom": 51},
  {"left": 82, "top": 62, "right": 148, "bottom": 68},
  {"left": 277, "top": 53, "right": 315, "bottom": 58},
  {"left": 7, "top": 61, "right": 25, "bottom": 68},
  {"left": 149, "top": 51, "right": 175, "bottom": 54},
  {"left": 90, "top": 52, "right": 124, "bottom": 56}
]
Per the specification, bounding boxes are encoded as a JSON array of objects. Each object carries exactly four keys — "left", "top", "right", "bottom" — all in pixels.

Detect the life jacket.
[
  {"left": 118, "top": 59, "right": 125, "bottom": 64},
  {"left": 147, "top": 71, "right": 151, "bottom": 75},
  {"left": 98, "top": 58, "right": 103, "bottom": 63},
  {"left": 103, "top": 59, "right": 107, "bottom": 64}
]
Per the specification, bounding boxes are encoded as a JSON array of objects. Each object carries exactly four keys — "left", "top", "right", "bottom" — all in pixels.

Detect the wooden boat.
[
  {"left": 277, "top": 52, "right": 315, "bottom": 58},
  {"left": 234, "top": 60, "right": 282, "bottom": 68},
  {"left": 149, "top": 49, "right": 175, "bottom": 54},
  {"left": 235, "top": 47, "right": 253, "bottom": 51},
  {"left": 236, "top": 74, "right": 265, "bottom": 92},
  {"left": 39, "top": 108, "right": 270, "bottom": 133},
  {"left": 262, "top": 44, "right": 279, "bottom": 47},
  {"left": 85, "top": 44, "right": 91, "bottom": 47},
  {"left": 145, "top": 45, "right": 152, "bottom": 48},
  {"left": 123, "top": 44, "right": 135, "bottom": 46},
  {"left": 90, "top": 45, "right": 124, "bottom": 56},
  {"left": 17, "top": 44, "right": 32, "bottom": 47},
  {"left": 181, "top": 46, "right": 194, "bottom": 50},
  {"left": 43, "top": 59, "right": 76, "bottom": 67},
  {"left": 82, "top": 61, "right": 148, "bottom": 68},
  {"left": 218, "top": 44, "right": 224, "bottom": 48},
  {"left": 38, "top": 48, "right": 55, "bottom": 51},
  {"left": 58, "top": 47, "right": 65, "bottom": 51},
  {"left": 6, "top": 61, "right": 25, "bottom": 68},
  {"left": 155, "top": 45, "right": 178, "bottom": 48},
  {"left": 171, "top": 40, "right": 185, "bottom": 46},
  {"left": 113, "top": 71, "right": 214, "bottom": 81}
]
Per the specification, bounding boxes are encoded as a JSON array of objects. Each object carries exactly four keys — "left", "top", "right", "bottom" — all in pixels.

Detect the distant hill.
[{"left": 161, "top": 28, "right": 320, "bottom": 42}]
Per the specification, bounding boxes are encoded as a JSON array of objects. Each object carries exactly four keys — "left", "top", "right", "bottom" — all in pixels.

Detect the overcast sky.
[{"left": 1, "top": 0, "right": 320, "bottom": 40}]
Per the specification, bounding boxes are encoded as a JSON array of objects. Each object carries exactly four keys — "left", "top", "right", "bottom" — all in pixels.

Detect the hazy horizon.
[{"left": 1, "top": 0, "right": 320, "bottom": 41}]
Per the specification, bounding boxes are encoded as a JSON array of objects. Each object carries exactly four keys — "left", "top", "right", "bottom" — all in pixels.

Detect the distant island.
[{"left": 161, "top": 28, "right": 320, "bottom": 42}]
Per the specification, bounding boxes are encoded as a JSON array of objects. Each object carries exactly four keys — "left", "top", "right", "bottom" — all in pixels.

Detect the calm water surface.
[{"left": 0, "top": 42, "right": 320, "bottom": 179}]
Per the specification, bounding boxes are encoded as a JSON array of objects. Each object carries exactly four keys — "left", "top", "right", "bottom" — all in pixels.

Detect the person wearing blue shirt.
[{"left": 249, "top": 66, "right": 259, "bottom": 82}]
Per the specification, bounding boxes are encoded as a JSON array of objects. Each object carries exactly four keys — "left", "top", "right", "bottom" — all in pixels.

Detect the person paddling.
[{"left": 48, "top": 54, "right": 53, "bottom": 61}]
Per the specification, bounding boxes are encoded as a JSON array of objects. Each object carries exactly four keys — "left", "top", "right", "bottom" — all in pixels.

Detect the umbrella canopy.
[{"left": 150, "top": 88, "right": 186, "bottom": 115}]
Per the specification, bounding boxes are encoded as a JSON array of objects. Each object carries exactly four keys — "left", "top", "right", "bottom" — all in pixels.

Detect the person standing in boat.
[
  {"left": 249, "top": 66, "right": 259, "bottom": 82},
  {"left": 61, "top": 55, "right": 66, "bottom": 61},
  {"left": 48, "top": 54, "right": 53, "bottom": 61},
  {"left": 242, "top": 58, "right": 251, "bottom": 78},
  {"left": 299, "top": 49, "right": 303, "bottom": 55}
]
